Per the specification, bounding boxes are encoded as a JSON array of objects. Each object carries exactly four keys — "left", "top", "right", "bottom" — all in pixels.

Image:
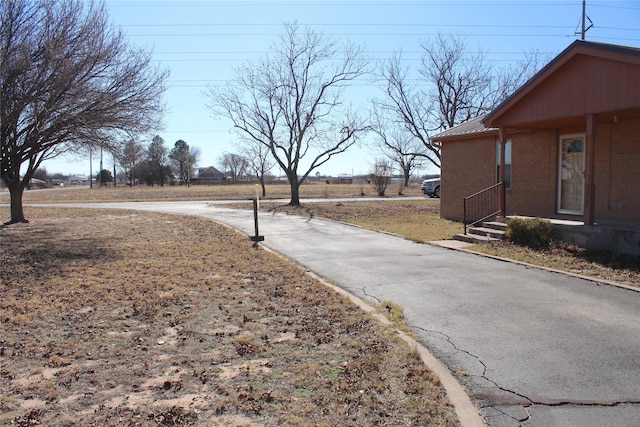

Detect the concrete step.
[
  {"left": 468, "top": 226, "right": 506, "bottom": 239},
  {"left": 494, "top": 216, "right": 509, "bottom": 224},
  {"left": 482, "top": 221, "right": 508, "bottom": 231},
  {"left": 454, "top": 233, "right": 501, "bottom": 244}
]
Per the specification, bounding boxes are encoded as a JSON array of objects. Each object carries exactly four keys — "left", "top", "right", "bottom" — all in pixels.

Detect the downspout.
[{"left": 584, "top": 114, "right": 597, "bottom": 226}]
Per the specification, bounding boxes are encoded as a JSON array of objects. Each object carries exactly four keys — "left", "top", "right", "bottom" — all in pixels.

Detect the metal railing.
[{"left": 463, "top": 182, "right": 504, "bottom": 234}]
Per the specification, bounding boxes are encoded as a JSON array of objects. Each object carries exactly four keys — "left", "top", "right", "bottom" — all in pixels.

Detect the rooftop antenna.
[{"left": 576, "top": 0, "right": 594, "bottom": 40}]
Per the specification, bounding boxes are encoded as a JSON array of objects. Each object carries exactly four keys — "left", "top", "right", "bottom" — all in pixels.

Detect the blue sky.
[{"left": 43, "top": 0, "right": 640, "bottom": 178}]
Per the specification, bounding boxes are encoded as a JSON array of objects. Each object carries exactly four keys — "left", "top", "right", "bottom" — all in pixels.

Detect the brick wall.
[
  {"left": 440, "top": 134, "right": 496, "bottom": 221},
  {"left": 507, "top": 130, "right": 558, "bottom": 217},
  {"left": 594, "top": 117, "right": 640, "bottom": 224}
]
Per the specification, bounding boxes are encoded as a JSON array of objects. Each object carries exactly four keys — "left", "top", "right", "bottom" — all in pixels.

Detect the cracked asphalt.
[{"left": 43, "top": 201, "right": 640, "bottom": 426}]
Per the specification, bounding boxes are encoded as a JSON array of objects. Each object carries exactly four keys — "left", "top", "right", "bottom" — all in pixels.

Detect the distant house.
[
  {"left": 432, "top": 40, "right": 640, "bottom": 254},
  {"left": 329, "top": 175, "right": 354, "bottom": 184},
  {"left": 68, "top": 175, "right": 87, "bottom": 185},
  {"left": 192, "top": 166, "right": 226, "bottom": 184}
]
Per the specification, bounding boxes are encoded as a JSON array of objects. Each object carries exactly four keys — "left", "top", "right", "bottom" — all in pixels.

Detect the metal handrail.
[{"left": 463, "top": 182, "right": 504, "bottom": 234}]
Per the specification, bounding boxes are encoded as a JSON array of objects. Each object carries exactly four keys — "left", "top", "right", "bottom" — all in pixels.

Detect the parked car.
[{"left": 421, "top": 177, "right": 440, "bottom": 198}]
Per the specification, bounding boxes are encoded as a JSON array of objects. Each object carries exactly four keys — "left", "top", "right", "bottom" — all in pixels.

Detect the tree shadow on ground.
[
  {"left": 0, "top": 221, "right": 116, "bottom": 284},
  {"left": 562, "top": 244, "right": 640, "bottom": 272}
]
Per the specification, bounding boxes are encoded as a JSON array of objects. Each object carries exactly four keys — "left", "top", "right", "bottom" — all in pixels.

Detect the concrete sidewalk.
[{"left": 38, "top": 201, "right": 640, "bottom": 426}]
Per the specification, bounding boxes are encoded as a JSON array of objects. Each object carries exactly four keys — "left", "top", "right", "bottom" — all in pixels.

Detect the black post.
[
  {"left": 463, "top": 197, "right": 468, "bottom": 235},
  {"left": 250, "top": 198, "right": 264, "bottom": 247}
]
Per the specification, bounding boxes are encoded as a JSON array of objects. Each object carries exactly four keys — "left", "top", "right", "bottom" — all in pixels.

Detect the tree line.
[
  {"left": 2, "top": 0, "right": 544, "bottom": 223},
  {"left": 117, "top": 136, "right": 200, "bottom": 187}
]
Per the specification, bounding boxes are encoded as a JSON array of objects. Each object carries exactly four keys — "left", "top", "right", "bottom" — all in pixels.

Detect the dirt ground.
[{"left": 0, "top": 207, "right": 459, "bottom": 426}]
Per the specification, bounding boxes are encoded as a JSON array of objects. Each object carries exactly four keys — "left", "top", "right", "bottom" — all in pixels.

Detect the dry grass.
[
  {"left": 0, "top": 206, "right": 459, "bottom": 426},
  {"left": 470, "top": 241, "right": 639, "bottom": 288}
]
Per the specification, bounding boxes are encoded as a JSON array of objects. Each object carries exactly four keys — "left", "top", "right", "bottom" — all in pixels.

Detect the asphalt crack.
[
  {"left": 412, "top": 324, "right": 640, "bottom": 425},
  {"left": 360, "top": 285, "right": 382, "bottom": 303},
  {"left": 491, "top": 406, "right": 531, "bottom": 424},
  {"left": 529, "top": 399, "right": 640, "bottom": 407}
]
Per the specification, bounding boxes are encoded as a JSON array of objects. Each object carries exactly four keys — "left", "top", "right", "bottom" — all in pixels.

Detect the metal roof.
[{"left": 430, "top": 115, "right": 497, "bottom": 141}]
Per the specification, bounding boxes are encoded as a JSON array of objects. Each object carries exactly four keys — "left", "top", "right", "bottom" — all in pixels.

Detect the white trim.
[{"left": 557, "top": 133, "right": 585, "bottom": 215}]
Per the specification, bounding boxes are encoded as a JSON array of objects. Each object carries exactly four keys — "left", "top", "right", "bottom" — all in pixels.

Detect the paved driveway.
[{"left": 51, "top": 201, "right": 640, "bottom": 426}]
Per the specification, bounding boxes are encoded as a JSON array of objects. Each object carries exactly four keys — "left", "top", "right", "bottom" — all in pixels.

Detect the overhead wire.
[{"left": 106, "top": 1, "right": 639, "bottom": 88}]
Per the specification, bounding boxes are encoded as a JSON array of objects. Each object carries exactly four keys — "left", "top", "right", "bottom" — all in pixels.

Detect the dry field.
[
  {"left": 0, "top": 206, "right": 459, "bottom": 426},
  {"left": 4, "top": 182, "right": 423, "bottom": 204}
]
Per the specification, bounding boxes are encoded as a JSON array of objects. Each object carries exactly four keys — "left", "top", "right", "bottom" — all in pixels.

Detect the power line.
[
  {"left": 121, "top": 23, "right": 639, "bottom": 32},
  {"left": 130, "top": 32, "right": 577, "bottom": 37},
  {"left": 106, "top": 0, "right": 640, "bottom": 11},
  {"left": 122, "top": 23, "right": 575, "bottom": 29},
  {"left": 105, "top": 1, "right": 605, "bottom": 8}
]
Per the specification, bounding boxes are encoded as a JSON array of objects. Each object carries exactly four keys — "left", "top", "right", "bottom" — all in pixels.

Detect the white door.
[{"left": 558, "top": 135, "right": 585, "bottom": 214}]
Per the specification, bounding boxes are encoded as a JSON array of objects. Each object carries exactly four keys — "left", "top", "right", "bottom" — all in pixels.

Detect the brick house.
[{"left": 432, "top": 40, "right": 640, "bottom": 254}]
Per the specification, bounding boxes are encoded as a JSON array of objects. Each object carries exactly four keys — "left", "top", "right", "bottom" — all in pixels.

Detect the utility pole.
[
  {"left": 99, "top": 146, "right": 103, "bottom": 187},
  {"left": 578, "top": 0, "right": 593, "bottom": 40},
  {"left": 89, "top": 146, "right": 93, "bottom": 188},
  {"left": 186, "top": 144, "right": 190, "bottom": 187}
]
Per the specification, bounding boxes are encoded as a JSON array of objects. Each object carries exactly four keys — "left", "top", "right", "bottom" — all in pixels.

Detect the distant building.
[
  {"left": 67, "top": 175, "right": 88, "bottom": 185},
  {"left": 329, "top": 175, "right": 353, "bottom": 184},
  {"left": 193, "top": 166, "right": 226, "bottom": 184}
]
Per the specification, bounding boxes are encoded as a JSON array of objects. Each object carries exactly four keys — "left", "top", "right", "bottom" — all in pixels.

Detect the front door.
[{"left": 558, "top": 135, "right": 585, "bottom": 214}]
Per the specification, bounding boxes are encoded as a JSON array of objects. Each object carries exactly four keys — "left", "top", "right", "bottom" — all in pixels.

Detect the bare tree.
[
  {"left": 371, "top": 104, "right": 426, "bottom": 187},
  {"left": 492, "top": 49, "right": 548, "bottom": 104},
  {"left": 378, "top": 34, "right": 543, "bottom": 170},
  {"left": 369, "top": 158, "right": 393, "bottom": 197},
  {"left": 238, "top": 138, "right": 275, "bottom": 198},
  {"left": 422, "top": 34, "right": 494, "bottom": 130},
  {"left": 1, "top": 0, "right": 168, "bottom": 223},
  {"left": 207, "top": 23, "right": 370, "bottom": 206},
  {"left": 377, "top": 51, "right": 441, "bottom": 169},
  {"left": 219, "top": 152, "right": 248, "bottom": 183}
]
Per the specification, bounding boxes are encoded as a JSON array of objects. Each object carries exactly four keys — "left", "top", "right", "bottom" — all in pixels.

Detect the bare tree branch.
[
  {"left": 206, "top": 22, "right": 370, "bottom": 206},
  {"left": 375, "top": 34, "right": 543, "bottom": 172},
  {"left": 375, "top": 51, "right": 441, "bottom": 169},
  {"left": 371, "top": 103, "right": 426, "bottom": 186},
  {"left": 219, "top": 152, "right": 249, "bottom": 183},
  {"left": 236, "top": 136, "right": 275, "bottom": 197},
  {"left": 1, "top": 0, "right": 168, "bottom": 223}
]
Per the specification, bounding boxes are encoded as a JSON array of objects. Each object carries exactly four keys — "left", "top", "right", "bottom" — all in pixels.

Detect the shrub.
[
  {"left": 506, "top": 217, "right": 555, "bottom": 249},
  {"left": 370, "top": 159, "right": 392, "bottom": 196}
]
